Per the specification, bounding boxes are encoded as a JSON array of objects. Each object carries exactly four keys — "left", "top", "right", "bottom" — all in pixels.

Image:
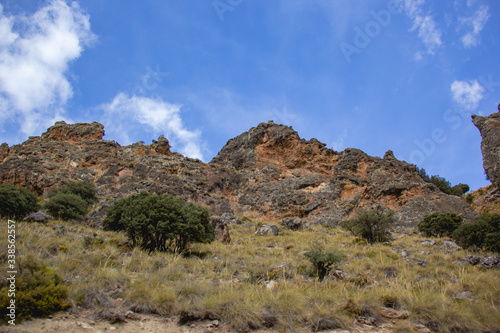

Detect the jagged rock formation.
[
  {"left": 0, "top": 120, "right": 476, "bottom": 228},
  {"left": 472, "top": 111, "right": 500, "bottom": 185}
]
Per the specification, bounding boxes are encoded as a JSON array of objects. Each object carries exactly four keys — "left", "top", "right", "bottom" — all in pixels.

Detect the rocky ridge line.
[{"left": 0, "top": 120, "right": 476, "bottom": 227}]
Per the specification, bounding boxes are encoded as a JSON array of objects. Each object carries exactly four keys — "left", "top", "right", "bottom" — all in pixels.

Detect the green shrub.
[
  {"left": 418, "top": 212, "right": 463, "bottom": 237},
  {"left": 453, "top": 214, "right": 500, "bottom": 252},
  {"left": 0, "top": 184, "right": 39, "bottom": 220},
  {"left": 304, "top": 246, "right": 343, "bottom": 281},
  {"left": 450, "top": 183, "right": 470, "bottom": 196},
  {"left": 0, "top": 256, "right": 69, "bottom": 324},
  {"left": 43, "top": 181, "right": 97, "bottom": 220},
  {"left": 340, "top": 208, "right": 394, "bottom": 243},
  {"left": 103, "top": 191, "right": 214, "bottom": 253},
  {"left": 47, "top": 181, "right": 98, "bottom": 206},
  {"left": 43, "top": 193, "right": 88, "bottom": 220}
]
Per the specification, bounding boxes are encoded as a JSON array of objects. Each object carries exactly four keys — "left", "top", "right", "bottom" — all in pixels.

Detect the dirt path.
[{"left": 1, "top": 311, "right": 400, "bottom": 333}]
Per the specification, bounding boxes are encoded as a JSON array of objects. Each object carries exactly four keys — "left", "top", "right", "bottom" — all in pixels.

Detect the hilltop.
[{"left": 0, "top": 119, "right": 478, "bottom": 228}]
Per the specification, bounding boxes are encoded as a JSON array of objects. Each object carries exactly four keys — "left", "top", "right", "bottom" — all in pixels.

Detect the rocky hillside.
[{"left": 0, "top": 120, "right": 476, "bottom": 228}]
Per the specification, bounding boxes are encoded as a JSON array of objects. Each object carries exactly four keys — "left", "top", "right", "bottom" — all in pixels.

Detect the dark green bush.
[
  {"left": 0, "top": 256, "right": 69, "bottom": 324},
  {"left": 304, "top": 246, "right": 343, "bottom": 281},
  {"left": 450, "top": 183, "right": 470, "bottom": 196},
  {"left": 340, "top": 208, "right": 394, "bottom": 243},
  {"left": 48, "top": 180, "right": 98, "bottom": 206},
  {"left": 103, "top": 192, "right": 214, "bottom": 253},
  {"left": 418, "top": 212, "right": 463, "bottom": 237},
  {"left": 43, "top": 193, "right": 88, "bottom": 220},
  {"left": 453, "top": 214, "right": 500, "bottom": 252},
  {"left": 43, "top": 181, "right": 97, "bottom": 220},
  {"left": 0, "top": 184, "right": 39, "bottom": 219}
]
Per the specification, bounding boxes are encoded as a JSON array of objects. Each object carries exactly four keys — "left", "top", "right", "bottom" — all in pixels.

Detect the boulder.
[
  {"left": 255, "top": 224, "right": 280, "bottom": 236},
  {"left": 466, "top": 255, "right": 481, "bottom": 265},
  {"left": 441, "top": 240, "right": 462, "bottom": 252},
  {"left": 453, "top": 291, "right": 476, "bottom": 301},
  {"left": 380, "top": 308, "right": 409, "bottom": 319},
  {"left": 210, "top": 217, "right": 231, "bottom": 244},
  {"left": 23, "top": 211, "right": 53, "bottom": 223},
  {"left": 211, "top": 213, "right": 244, "bottom": 225},
  {"left": 480, "top": 256, "right": 500, "bottom": 269},
  {"left": 282, "top": 217, "right": 304, "bottom": 230}
]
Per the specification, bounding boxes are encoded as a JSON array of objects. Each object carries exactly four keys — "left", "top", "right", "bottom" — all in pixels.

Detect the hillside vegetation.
[{"left": 1, "top": 218, "right": 499, "bottom": 332}]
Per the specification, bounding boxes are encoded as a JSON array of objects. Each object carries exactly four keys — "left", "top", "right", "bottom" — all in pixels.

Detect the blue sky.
[{"left": 0, "top": 0, "right": 498, "bottom": 190}]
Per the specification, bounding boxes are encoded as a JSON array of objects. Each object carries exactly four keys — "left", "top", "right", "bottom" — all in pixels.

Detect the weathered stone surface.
[
  {"left": 210, "top": 215, "right": 232, "bottom": 244},
  {"left": 41, "top": 121, "right": 105, "bottom": 143},
  {"left": 311, "top": 318, "right": 342, "bottom": 331},
  {"left": 23, "top": 211, "right": 53, "bottom": 223},
  {"left": 472, "top": 111, "right": 500, "bottom": 185},
  {"left": 380, "top": 308, "right": 409, "bottom": 319},
  {"left": 211, "top": 213, "right": 243, "bottom": 225},
  {"left": 466, "top": 255, "right": 481, "bottom": 265},
  {"left": 480, "top": 255, "right": 500, "bottom": 269},
  {"left": 212, "top": 221, "right": 231, "bottom": 244},
  {"left": 421, "top": 240, "right": 436, "bottom": 247},
  {"left": 282, "top": 217, "right": 304, "bottom": 230},
  {"left": 441, "top": 240, "right": 462, "bottom": 252},
  {"left": 255, "top": 224, "right": 280, "bottom": 236},
  {"left": 0, "top": 120, "right": 477, "bottom": 227},
  {"left": 453, "top": 291, "right": 476, "bottom": 301},
  {"left": 405, "top": 258, "right": 428, "bottom": 267}
]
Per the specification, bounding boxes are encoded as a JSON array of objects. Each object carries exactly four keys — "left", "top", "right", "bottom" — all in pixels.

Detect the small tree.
[
  {"left": 340, "top": 208, "right": 394, "bottom": 243},
  {"left": 304, "top": 246, "right": 343, "bottom": 281},
  {"left": 103, "top": 192, "right": 214, "bottom": 253},
  {"left": 0, "top": 184, "right": 39, "bottom": 219},
  {"left": 453, "top": 214, "right": 500, "bottom": 252},
  {"left": 418, "top": 212, "right": 463, "bottom": 237}
]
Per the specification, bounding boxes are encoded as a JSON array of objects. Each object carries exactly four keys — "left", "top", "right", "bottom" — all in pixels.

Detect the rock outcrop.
[
  {"left": 0, "top": 120, "right": 476, "bottom": 228},
  {"left": 472, "top": 110, "right": 500, "bottom": 185}
]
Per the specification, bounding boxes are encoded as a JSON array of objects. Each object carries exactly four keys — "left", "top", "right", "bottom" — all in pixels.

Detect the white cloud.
[
  {"left": 0, "top": 1, "right": 94, "bottom": 136},
  {"left": 458, "top": 4, "right": 489, "bottom": 48},
  {"left": 396, "top": 0, "right": 442, "bottom": 55},
  {"left": 100, "top": 93, "right": 205, "bottom": 160},
  {"left": 450, "top": 79, "right": 485, "bottom": 110}
]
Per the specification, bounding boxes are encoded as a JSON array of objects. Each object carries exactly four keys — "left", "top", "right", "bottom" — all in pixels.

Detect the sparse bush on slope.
[
  {"left": 0, "top": 256, "right": 69, "bottom": 324},
  {"left": 340, "top": 208, "right": 394, "bottom": 243},
  {"left": 0, "top": 184, "right": 39, "bottom": 220},
  {"left": 304, "top": 246, "right": 342, "bottom": 281},
  {"left": 103, "top": 191, "right": 214, "bottom": 253}
]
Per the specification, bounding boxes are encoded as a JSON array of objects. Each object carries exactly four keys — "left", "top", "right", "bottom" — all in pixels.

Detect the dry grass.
[{"left": 1, "top": 219, "right": 499, "bottom": 331}]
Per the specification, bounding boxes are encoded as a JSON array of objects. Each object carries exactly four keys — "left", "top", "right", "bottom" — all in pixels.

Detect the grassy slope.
[
  {"left": 466, "top": 184, "right": 500, "bottom": 215},
  {"left": 1, "top": 219, "right": 499, "bottom": 332}
]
